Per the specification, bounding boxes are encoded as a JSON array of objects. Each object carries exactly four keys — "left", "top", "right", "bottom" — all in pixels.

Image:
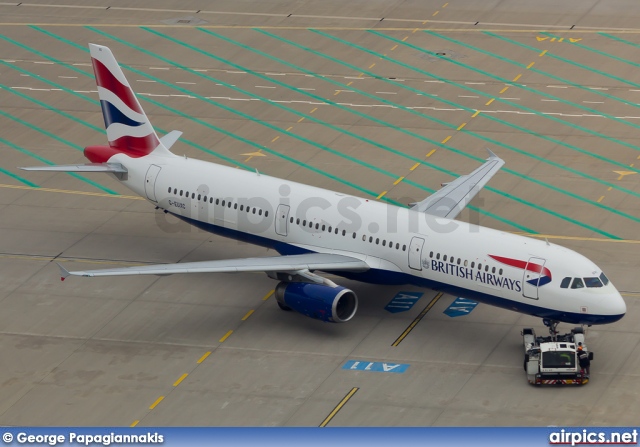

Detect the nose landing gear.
[{"left": 542, "top": 318, "right": 560, "bottom": 340}]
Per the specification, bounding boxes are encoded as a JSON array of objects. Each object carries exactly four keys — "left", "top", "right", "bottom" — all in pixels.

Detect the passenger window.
[
  {"left": 228, "top": 202, "right": 232, "bottom": 208},
  {"left": 599, "top": 272, "right": 609, "bottom": 286},
  {"left": 402, "top": 245, "right": 406, "bottom": 251},
  {"left": 302, "top": 220, "right": 306, "bottom": 226},
  {"left": 471, "top": 262, "right": 475, "bottom": 268},
  {"left": 328, "top": 226, "right": 332, "bottom": 232},
  {"left": 464, "top": 260, "right": 468, "bottom": 267},
  {"left": 221, "top": 200, "right": 225, "bottom": 206},
  {"left": 485, "top": 265, "right": 489, "bottom": 272},
  {"left": 436, "top": 253, "right": 440, "bottom": 260},
  {"left": 265, "top": 211, "right": 268, "bottom": 217},
  {"left": 396, "top": 243, "right": 400, "bottom": 249},
  {"left": 342, "top": 230, "right": 346, "bottom": 236},
  {"left": 443, "top": 255, "right": 447, "bottom": 262},
  {"left": 430, "top": 251, "right": 433, "bottom": 258},
  {"left": 259, "top": 209, "right": 263, "bottom": 216},
  {"left": 180, "top": 190, "right": 184, "bottom": 196},
  {"left": 198, "top": 194, "right": 201, "bottom": 200},
  {"left": 382, "top": 240, "right": 386, "bottom": 246},
  {"left": 499, "top": 268, "right": 503, "bottom": 275},
  {"left": 209, "top": 197, "right": 213, "bottom": 204},
  {"left": 168, "top": 187, "right": 171, "bottom": 193},
  {"left": 369, "top": 236, "right": 373, "bottom": 243},
  {"left": 362, "top": 235, "right": 367, "bottom": 241},
  {"left": 584, "top": 277, "right": 603, "bottom": 288},
  {"left": 239, "top": 204, "right": 243, "bottom": 211},
  {"left": 492, "top": 267, "right": 495, "bottom": 273},
  {"left": 215, "top": 199, "right": 219, "bottom": 205},
  {"left": 457, "top": 258, "right": 461, "bottom": 265},
  {"left": 352, "top": 232, "right": 356, "bottom": 239},
  {"left": 560, "top": 277, "right": 571, "bottom": 288},
  {"left": 252, "top": 208, "right": 256, "bottom": 214},
  {"left": 315, "top": 223, "right": 319, "bottom": 229},
  {"left": 290, "top": 217, "right": 294, "bottom": 223},
  {"left": 234, "top": 203, "right": 238, "bottom": 210},
  {"left": 335, "top": 228, "right": 339, "bottom": 235},
  {"left": 478, "top": 263, "right": 482, "bottom": 270},
  {"left": 571, "top": 278, "right": 585, "bottom": 289},
  {"left": 321, "top": 225, "right": 325, "bottom": 231},
  {"left": 192, "top": 193, "right": 195, "bottom": 199}
]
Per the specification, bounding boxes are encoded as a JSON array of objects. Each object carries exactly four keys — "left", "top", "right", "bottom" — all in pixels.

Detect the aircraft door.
[
  {"left": 144, "top": 164, "right": 162, "bottom": 202},
  {"left": 275, "top": 204, "right": 290, "bottom": 236},
  {"left": 408, "top": 236, "right": 425, "bottom": 271},
  {"left": 522, "top": 256, "right": 546, "bottom": 299}
]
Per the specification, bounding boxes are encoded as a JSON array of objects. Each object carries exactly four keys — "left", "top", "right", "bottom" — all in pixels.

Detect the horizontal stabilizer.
[
  {"left": 20, "top": 163, "right": 127, "bottom": 173},
  {"left": 159, "top": 130, "right": 182, "bottom": 151},
  {"left": 58, "top": 253, "right": 370, "bottom": 278}
]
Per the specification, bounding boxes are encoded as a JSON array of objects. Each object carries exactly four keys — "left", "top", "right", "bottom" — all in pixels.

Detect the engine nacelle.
[{"left": 274, "top": 282, "right": 358, "bottom": 323}]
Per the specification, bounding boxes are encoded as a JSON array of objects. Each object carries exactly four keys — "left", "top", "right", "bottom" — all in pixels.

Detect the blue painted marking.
[
  {"left": 342, "top": 360, "right": 409, "bottom": 374},
  {"left": 444, "top": 297, "right": 479, "bottom": 317},
  {"left": 384, "top": 291, "right": 423, "bottom": 313}
]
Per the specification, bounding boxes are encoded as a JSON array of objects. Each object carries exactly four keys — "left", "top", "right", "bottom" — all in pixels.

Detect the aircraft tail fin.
[{"left": 85, "top": 43, "right": 174, "bottom": 162}]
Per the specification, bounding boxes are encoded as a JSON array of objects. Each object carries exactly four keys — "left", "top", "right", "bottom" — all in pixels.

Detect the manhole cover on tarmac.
[
  {"left": 162, "top": 16, "right": 209, "bottom": 25},
  {"left": 418, "top": 49, "right": 467, "bottom": 62}
]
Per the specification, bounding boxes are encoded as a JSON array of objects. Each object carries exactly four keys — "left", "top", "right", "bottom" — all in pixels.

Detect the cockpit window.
[
  {"left": 571, "top": 278, "right": 584, "bottom": 289},
  {"left": 560, "top": 277, "right": 571, "bottom": 289},
  {"left": 599, "top": 272, "right": 609, "bottom": 286},
  {"left": 584, "top": 277, "right": 603, "bottom": 288}
]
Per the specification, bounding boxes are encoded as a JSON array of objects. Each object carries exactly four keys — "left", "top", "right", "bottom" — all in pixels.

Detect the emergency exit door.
[
  {"left": 408, "top": 236, "right": 425, "bottom": 271},
  {"left": 275, "top": 204, "right": 290, "bottom": 236},
  {"left": 144, "top": 164, "right": 162, "bottom": 202}
]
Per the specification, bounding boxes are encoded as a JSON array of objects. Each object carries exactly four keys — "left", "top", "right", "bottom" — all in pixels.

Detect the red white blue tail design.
[{"left": 87, "top": 44, "right": 168, "bottom": 161}]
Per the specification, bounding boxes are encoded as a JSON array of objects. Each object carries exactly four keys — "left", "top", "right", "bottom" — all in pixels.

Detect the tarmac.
[{"left": 0, "top": 0, "right": 639, "bottom": 426}]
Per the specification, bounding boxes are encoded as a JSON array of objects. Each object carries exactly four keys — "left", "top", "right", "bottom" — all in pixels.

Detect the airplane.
[{"left": 20, "top": 44, "right": 626, "bottom": 333}]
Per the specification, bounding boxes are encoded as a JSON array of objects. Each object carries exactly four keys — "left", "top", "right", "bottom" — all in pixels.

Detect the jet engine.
[{"left": 274, "top": 282, "right": 358, "bottom": 323}]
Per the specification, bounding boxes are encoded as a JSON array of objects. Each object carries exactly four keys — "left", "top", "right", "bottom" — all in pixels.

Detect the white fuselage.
[{"left": 110, "top": 152, "right": 626, "bottom": 325}]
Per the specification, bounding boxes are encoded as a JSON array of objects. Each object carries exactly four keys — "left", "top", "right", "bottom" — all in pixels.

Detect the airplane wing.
[
  {"left": 411, "top": 149, "right": 504, "bottom": 219},
  {"left": 57, "top": 253, "right": 369, "bottom": 279},
  {"left": 19, "top": 163, "right": 127, "bottom": 173}
]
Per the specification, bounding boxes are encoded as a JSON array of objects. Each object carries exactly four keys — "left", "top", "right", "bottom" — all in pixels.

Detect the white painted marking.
[
  {"left": 227, "top": 71, "right": 246, "bottom": 74},
  {"left": 150, "top": 67, "right": 169, "bottom": 70},
  {"left": 255, "top": 85, "right": 276, "bottom": 89},
  {"left": 459, "top": 95, "right": 480, "bottom": 98},
  {"left": 176, "top": 81, "right": 196, "bottom": 85},
  {"left": 376, "top": 91, "right": 397, "bottom": 95},
  {"left": 58, "top": 76, "right": 78, "bottom": 79},
  {"left": 298, "top": 87, "right": 315, "bottom": 91},
  {"left": 541, "top": 99, "right": 559, "bottom": 102},
  {"left": 72, "top": 63, "right": 91, "bottom": 66},
  {"left": 266, "top": 72, "right": 285, "bottom": 76},
  {"left": 137, "top": 80, "right": 156, "bottom": 83},
  {"left": 465, "top": 82, "right": 485, "bottom": 85},
  {"left": 588, "top": 87, "right": 608, "bottom": 90},
  {"left": 500, "top": 97, "right": 520, "bottom": 100},
  {"left": 2, "top": 59, "right": 16, "bottom": 62},
  {"left": 584, "top": 101, "right": 604, "bottom": 104},
  {"left": 547, "top": 85, "right": 567, "bottom": 88},
  {"left": 19, "top": 74, "right": 30, "bottom": 77},
  {"left": 193, "top": 69, "right": 208, "bottom": 72},
  {"left": 382, "top": 363, "right": 401, "bottom": 372},
  {"left": 34, "top": 61, "right": 53, "bottom": 65},
  {"left": 424, "top": 80, "right": 444, "bottom": 83},
  {"left": 344, "top": 76, "right": 362, "bottom": 80}
]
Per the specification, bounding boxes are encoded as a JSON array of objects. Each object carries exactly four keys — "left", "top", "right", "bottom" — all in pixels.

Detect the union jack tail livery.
[{"left": 85, "top": 43, "right": 173, "bottom": 163}]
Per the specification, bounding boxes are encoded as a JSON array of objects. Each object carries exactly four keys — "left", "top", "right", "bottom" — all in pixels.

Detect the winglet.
[
  {"left": 57, "top": 262, "right": 70, "bottom": 281},
  {"left": 486, "top": 148, "right": 500, "bottom": 160}
]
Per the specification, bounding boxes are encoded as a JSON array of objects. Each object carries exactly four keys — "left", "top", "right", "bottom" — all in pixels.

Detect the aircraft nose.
[{"left": 611, "top": 289, "right": 627, "bottom": 317}]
